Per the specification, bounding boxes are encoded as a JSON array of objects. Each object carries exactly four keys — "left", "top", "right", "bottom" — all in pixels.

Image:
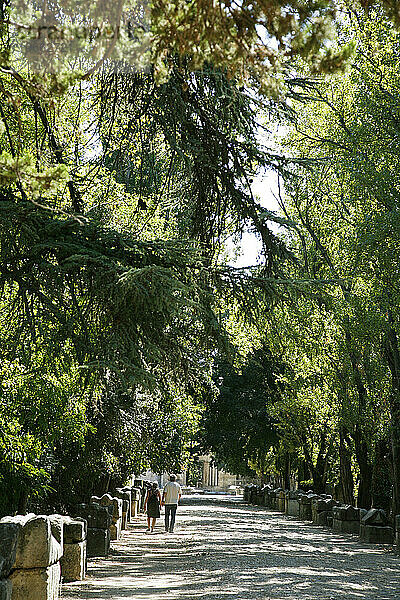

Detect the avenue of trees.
[{"left": 1, "top": 1, "right": 400, "bottom": 518}]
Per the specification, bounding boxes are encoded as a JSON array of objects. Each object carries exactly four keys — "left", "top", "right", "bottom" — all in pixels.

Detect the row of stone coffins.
[
  {"left": 0, "top": 513, "right": 87, "bottom": 600},
  {"left": 74, "top": 486, "right": 142, "bottom": 559},
  {"left": 244, "top": 485, "right": 398, "bottom": 548}
]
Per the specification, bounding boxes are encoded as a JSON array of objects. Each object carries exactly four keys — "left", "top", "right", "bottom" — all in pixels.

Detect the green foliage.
[
  {"left": 0, "top": 16, "right": 290, "bottom": 512},
  {"left": 201, "top": 343, "right": 282, "bottom": 477},
  {"left": 266, "top": 9, "right": 400, "bottom": 502},
  {"left": 151, "top": 1, "right": 390, "bottom": 95}
]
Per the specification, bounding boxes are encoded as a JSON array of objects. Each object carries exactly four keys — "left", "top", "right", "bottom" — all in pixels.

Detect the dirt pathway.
[{"left": 61, "top": 496, "right": 400, "bottom": 600}]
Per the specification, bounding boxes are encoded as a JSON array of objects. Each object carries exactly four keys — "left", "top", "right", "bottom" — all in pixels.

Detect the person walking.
[
  {"left": 144, "top": 482, "right": 162, "bottom": 533},
  {"left": 162, "top": 474, "right": 182, "bottom": 533}
]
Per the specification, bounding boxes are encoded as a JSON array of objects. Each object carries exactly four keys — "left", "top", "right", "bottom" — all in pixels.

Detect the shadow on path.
[{"left": 61, "top": 496, "right": 400, "bottom": 600}]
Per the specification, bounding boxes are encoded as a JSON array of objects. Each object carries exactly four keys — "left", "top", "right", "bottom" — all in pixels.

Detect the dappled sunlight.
[{"left": 61, "top": 497, "right": 400, "bottom": 600}]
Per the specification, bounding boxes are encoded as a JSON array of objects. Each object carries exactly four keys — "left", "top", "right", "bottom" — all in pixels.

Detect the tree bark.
[
  {"left": 371, "top": 437, "right": 392, "bottom": 513},
  {"left": 383, "top": 315, "right": 400, "bottom": 518},
  {"left": 352, "top": 426, "right": 372, "bottom": 508},
  {"left": 339, "top": 429, "right": 354, "bottom": 505},
  {"left": 17, "top": 490, "right": 28, "bottom": 515},
  {"left": 302, "top": 434, "right": 330, "bottom": 494}
]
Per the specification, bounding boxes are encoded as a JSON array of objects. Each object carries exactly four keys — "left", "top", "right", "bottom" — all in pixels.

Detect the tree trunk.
[
  {"left": 345, "top": 329, "right": 372, "bottom": 509},
  {"left": 391, "top": 398, "right": 400, "bottom": 518},
  {"left": 384, "top": 317, "right": 400, "bottom": 518},
  {"left": 352, "top": 427, "right": 372, "bottom": 508},
  {"left": 302, "top": 435, "right": 330, "bottom": 494},
  {"left": 371, "top": 437, "right": 392, "bottom": 513},
  {"left": 339, "top": 429, "right": 354, "bottom": 505},
  {"left": 17, "top": 490, "right": 28, "bottom": 515}
]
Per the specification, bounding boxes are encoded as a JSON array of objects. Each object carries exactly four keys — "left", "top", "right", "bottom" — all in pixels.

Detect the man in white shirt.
[{"left": 162, "top": 474, "right": 182, "bottom": 533}]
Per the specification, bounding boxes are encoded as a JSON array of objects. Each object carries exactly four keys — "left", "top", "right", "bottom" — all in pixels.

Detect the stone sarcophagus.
[
  {"left": 90, "top": 494, "right": 123, "bottom": 541},
  {"left": 60, "top": 517, "right": 87, "bottom": 582},
  {"left": 311, "top": 497, "right": 336, "bottom": 526},
  {"left": 0, "top": 514, "right": 63, "bottom": 600},
  {"left": 285, "top": 490, "right": 302, "bottom": 517},
  {"left": 115, "top": 489, "right": 131, "bottom": 529},
  {"left": 130, "top": 488, "right": 141, "bottom": 517},
  {"left": 359, "top": 509, "right": 393, "bottom": 544},
  {"left": 299, "top": 494, "right": 315, "bottom": 521},
  {"left": 332, "top": 505, "right": 360, "bottom": 534},
  {"left": 73, "top": 503, "right": 112, "bottom": 558},
  {"left": 277, "top": 490, "right": 286, "bottom": 513}
]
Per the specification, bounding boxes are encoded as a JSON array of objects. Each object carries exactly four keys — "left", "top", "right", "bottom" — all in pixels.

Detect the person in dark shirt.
[{"left": 144, "top": 482, "right": 161, "bottom": 533}]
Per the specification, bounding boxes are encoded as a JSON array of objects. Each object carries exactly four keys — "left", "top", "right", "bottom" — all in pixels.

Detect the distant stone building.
[
  {"left": 198, "top": 454, "right": 241, "bottom": 491},
  {"left": 138, "top": 470, "right": 187, "bottom": 487}
]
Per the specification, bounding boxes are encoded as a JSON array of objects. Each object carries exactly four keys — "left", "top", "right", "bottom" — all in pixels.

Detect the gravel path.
[{"left": 61, "top": 496, "right": 400, "bottom": 600}]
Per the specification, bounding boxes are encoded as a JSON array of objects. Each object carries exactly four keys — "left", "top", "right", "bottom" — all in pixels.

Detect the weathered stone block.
[
  {"left": 131, "top": 500, "right": 139, "bottom": 518},
  {"left": 361, "top": 508, "right": 388, "bottom": 526},
  {"left": 131, "top": 487, "right": 141, "bottom": 501},
  {"left": 277, "top": 491, "right": 285, "bottom": 512},
  {"left": 112, "top": 498, "right": 122, "bottom": 522},
  {"left": 343, "top": 505, "right": 359, "bottom": 521},
  {"left": 10, "top": 562, "right": 60, "bottom": 600},
  {"left": 74, "top": 504, "right": 111, "bottom": 530},
  {"left": 48, "top": 515, "right": 64, "bottom": 547},
  {"left": 0, "top": 579, "right": 12, "bottom": 600},
  {"left": 2, "top": 516, "right": 62, "bottom": 570},
  {"left": 359, "top": 508, "right": 368, "bottom": 521},
  {"left": 110, "top": 519, "right": 121, "bottom": 541},
  {"left": 64, "top": 518, "right": 87, "bottom": 544},
  {"left": 333, "top": 505, "right": 359, "bottom": 522},
  {"left": 286, "top": 499, "right": 300, "bottom": 517},
  {"left": 317, "top": 498, "right": 334, "bottom": 511},
  {"left": 0, "top": 522, "right": 19, "bottom": 578},
  {"left": 395, "top": 515, "right": 400, "bottom": 553},
  {"left": 299, "top": 497, "right": 312, "bottom": 521},
  {"left": 316, "top": 510, "right": 332, "bottom": 526},
  {"left": 86, "top": 528, "right": 110, "bottom": 558},
  {"left": 333, "top": 518, "right": 360, "bottom": 535},
  {"left": 311, "top": 498, "right": 328, "bottom": 522},
  {"left": 61, "top": 541, "right": 86, "bottom": 582},
  {"left": 116, "top": 490, "right": 131, "bottom": 522},
  {"left": 99, "top": 493, "right": 113, "bottom": 506},
  {"left": 360, "top": 524, "right": 393, "bottom": 544},
  {"left": 99, "top": 495, "right": 122, "bottom": 522},
  {"left": 300, "top": 495, "right": 311, "bottom": 505}
]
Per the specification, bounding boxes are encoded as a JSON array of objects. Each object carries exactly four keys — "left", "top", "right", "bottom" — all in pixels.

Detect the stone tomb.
[
  {"left": 115, "top": 489, "right": 131, "bottom": 529},
  {"left": 332, "top": 505, "right": 360, "bottom": 534},
  {"left": 60, "top": 517, "right": 87, "bottom": 582},
  {"left": 0, "top": 519, "right": 18, "bottom": 600},
  {"left": 395, "top": 515, "right": 400, "bottom": 553},
  {"left": 359, "top": 509, "right": 393, "bottom": 544},
  {"left": 74, "top": 503, "right": 112, "bottom": 558},
  {"left": 261, "top": 485, "right": 272, "bottom": 508},
  {"left": 285, "top": 490, "right": 302, "bottom": 517},
  {"left": 0, "top": 514, "right": 63, "bottom": 600},
  {"left": 277, "top": 490, "right": 286, "bottom": 512},
  {"left": 271, "top": 488, "right": 283, "bottom": 511},
  {"left": 299, "top": 494, "right": 318, "bottom": 521},
  {"left": 130, "top": 487, "right": 141, "bottom": 518},
  {"left": 91, "top": 494, "right": 123, "bottom": 541},
  {"left": 312, "top": 497, "right": 336, "bottom": 526}
]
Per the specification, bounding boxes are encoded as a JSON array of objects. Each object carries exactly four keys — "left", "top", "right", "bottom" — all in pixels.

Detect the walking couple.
[{"left": 144, "top": 475, "right": 182, "bottom": 534}]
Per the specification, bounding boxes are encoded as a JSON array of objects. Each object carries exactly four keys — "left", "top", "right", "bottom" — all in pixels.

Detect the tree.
[
  {"left": 201, "top": 342, "right": 282, "bottom": 478},
  {"left": 275, "top": 10, "right": 400, "bottom": 510}
]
